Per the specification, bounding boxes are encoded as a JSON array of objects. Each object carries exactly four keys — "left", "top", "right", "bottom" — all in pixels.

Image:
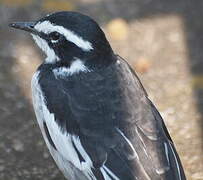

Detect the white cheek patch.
[
  {"left": 32, "top": 34, "right": 59, "bottom": 63},
  {"left": 53, "top": 59, "right": 91, "bottom": 77},
  {"left": 34, "top": 21, "right": 93, "bottom": 51}
]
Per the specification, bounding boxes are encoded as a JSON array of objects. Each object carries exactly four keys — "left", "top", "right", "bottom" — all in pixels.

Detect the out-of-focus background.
[{"left": 0, "top": 0, "right": 203, "bottom": 179}]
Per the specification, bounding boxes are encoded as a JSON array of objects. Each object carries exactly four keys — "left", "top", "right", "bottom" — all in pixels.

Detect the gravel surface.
[{"left": 0, "top": 0, "right": 202, "bottom": 180}]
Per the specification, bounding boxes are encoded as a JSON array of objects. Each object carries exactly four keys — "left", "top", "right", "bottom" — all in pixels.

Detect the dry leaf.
[{"left": 134, "top": 57, "right": 151, "bottom": 73}]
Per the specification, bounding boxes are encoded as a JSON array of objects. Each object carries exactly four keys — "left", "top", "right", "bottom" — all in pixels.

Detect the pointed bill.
[{"left": 9, "top": 22, "right": 38, "bottom": 35}]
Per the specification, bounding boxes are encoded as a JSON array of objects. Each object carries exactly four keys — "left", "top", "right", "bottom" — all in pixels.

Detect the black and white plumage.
[{"left": 10, "top": 11, "right": 186, "bottom": 180}]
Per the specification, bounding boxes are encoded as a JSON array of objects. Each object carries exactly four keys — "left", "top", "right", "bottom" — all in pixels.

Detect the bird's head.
[{"left": 10, "top": 11, "right": 114, "bottom": 70}]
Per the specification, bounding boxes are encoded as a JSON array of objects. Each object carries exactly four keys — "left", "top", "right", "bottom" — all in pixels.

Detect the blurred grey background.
[{"left": 0, "top": 0, "right": 203, "bottom": 179}]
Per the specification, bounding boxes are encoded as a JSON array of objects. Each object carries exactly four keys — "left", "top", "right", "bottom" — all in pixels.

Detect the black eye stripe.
[{"left": 49, "top": 32, "right": 61, "bottom": 41}]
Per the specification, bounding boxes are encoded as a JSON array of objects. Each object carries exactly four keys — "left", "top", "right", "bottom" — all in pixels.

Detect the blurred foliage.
[
  {"left": 42, "top": 0, "right": 75, "bottom": 11},
  {"left": 192, "top": 75, "right": 203, "bottom": 89},
  {"left": 106, "top": 18, "right": 129, "bottom": 41},
  {"left": 0, "top": 0, "right": 33, "bottom": 6},
  {"left": 0, "top": 0, "right": 75, "bottom": 11}
]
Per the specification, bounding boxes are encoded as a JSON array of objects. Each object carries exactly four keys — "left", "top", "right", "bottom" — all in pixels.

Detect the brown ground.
[{"left": 0, "top": 0, "right": 202, "bottom": 180}]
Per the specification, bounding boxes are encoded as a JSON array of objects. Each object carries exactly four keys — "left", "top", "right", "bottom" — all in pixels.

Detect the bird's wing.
[
  {"left": 101, "top": 56, "right": 186, "bottom": 180},
  {"left": 37, "top": 57, "right": 186, "bottom": 180}
]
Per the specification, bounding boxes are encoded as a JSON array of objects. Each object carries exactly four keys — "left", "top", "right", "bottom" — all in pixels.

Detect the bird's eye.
[{"left": 49, "top": 32, "right": 61, "bottom": 41}]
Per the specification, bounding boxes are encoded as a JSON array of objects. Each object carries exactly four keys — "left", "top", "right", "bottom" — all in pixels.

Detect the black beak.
[{"left": 9, "top": 22, "right": 39, "bottom": 35}]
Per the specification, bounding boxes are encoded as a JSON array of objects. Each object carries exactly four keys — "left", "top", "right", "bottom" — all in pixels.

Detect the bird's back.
[
  {"left": 10, "top": 10, "right": 186, "bottom": 180},
  {"left": 31, "top": 55, "right": 186, "bottom": 180}
]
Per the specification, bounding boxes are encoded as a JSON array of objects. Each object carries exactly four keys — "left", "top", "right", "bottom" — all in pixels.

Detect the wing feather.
[{"left": 36, "top": 56, "right": 186, "bottom": 180}]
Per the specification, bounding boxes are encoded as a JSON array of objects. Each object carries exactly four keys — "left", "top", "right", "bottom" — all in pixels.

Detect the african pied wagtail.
[{"left": 10, "top": 11, "right": 186, "bottom": 180}]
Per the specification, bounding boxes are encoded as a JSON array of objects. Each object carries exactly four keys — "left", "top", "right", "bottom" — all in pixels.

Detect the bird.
[{"left": 9, "top": 11, "right": 186, "bottom": 180}]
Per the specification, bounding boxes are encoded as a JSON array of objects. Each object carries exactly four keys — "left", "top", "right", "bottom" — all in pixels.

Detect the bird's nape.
[{"left": 9, "top": 11, "right": 186, "bottom": 180}]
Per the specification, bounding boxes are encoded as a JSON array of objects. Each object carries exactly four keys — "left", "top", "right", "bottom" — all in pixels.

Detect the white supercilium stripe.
[{"left": 34, "top": 20, "right": 93, "bottom": 51}]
